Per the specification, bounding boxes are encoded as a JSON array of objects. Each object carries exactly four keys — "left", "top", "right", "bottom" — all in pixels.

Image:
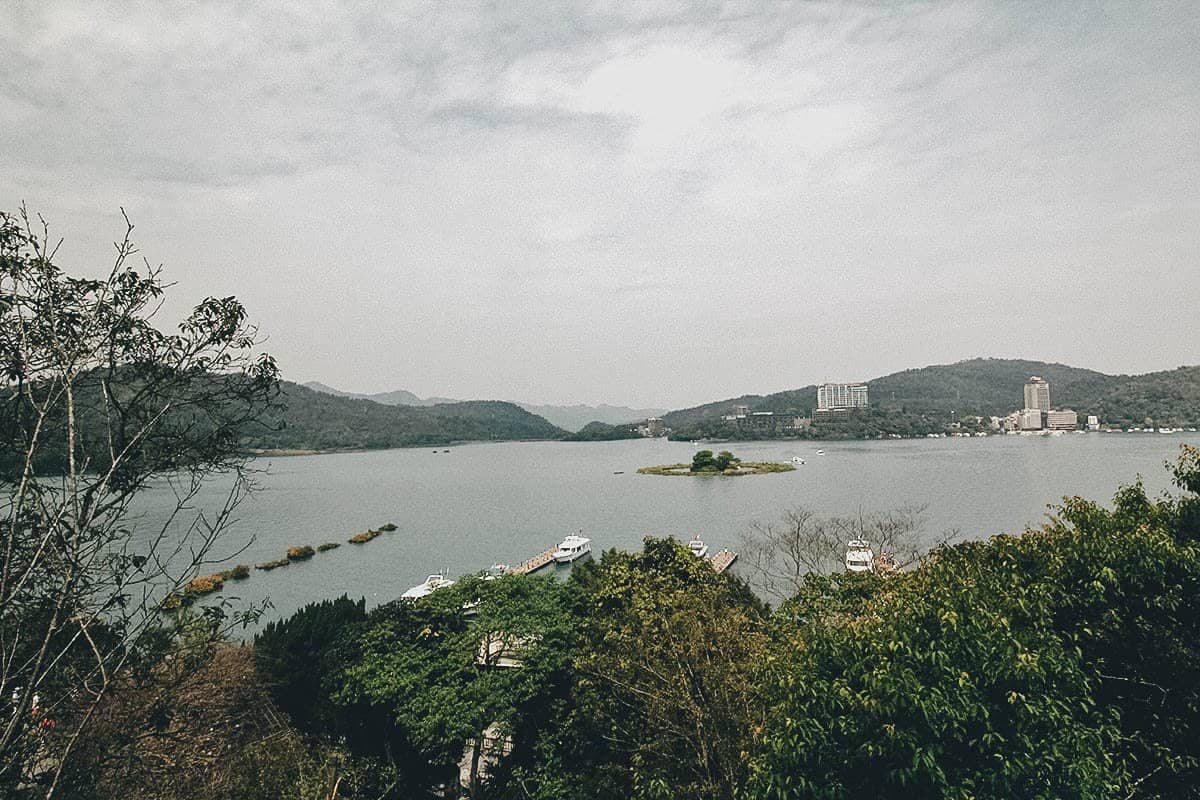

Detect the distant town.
[{"left": 638, "top": 375, "right": 1198, "bottom": 441}]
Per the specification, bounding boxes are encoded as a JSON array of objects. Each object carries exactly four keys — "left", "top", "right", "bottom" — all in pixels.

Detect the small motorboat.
[
  {"left": 687, "top": 535, "right": 709, "bottom": 559},
  {"left": 791, "top": 456, "right": 806, "bottom": 465},
  {"left": 816, "top": 449, "right": 826, "bottom": 456},
  {"left": 845, "top": 540, "right": 874, "bottom": 573},
  {"left": 401, "top": 572, "right": 454, "bottom": 600},
  {"left": 483, "top": 564, "right": 509, "bottom": 580},
  {"left": 553, "top": 533, "right": 592, "bottom": 563}
]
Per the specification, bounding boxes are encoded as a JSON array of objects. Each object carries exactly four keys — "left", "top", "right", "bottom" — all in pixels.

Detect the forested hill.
[
  {"left": 243, "top": 381, "right": 568, "bottom": 451},
  {"left": 662, "top": 359, "right": 1200, "bottom": 428}
]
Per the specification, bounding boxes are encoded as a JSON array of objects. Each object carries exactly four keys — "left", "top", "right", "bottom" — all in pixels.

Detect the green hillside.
[
  {"left": 243, "top": 382, "right": 568, "bottom": 451},
  {"left": 663, "top": 359, "right": 1200, "bottom": 434}
]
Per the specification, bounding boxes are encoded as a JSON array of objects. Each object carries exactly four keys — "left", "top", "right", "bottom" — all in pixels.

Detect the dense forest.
[
  {"left": 242, "top": 382, "right": 568, "bottom": 451},
  {"left": 663, "top": 358, "right": 1200, "bottom": 436},
  {"left": 36, "top": 446, "right": 1200, "bottom": 799},
  {"left": 562, "top": 421, "right": 642, "bottom": 441}
]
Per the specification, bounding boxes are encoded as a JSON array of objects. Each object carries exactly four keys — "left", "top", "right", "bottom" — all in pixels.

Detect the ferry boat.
[
  {"left": 553, "top": 533, "right": 592, "bottom": 563},
  {"left": 845, "top": 540, "right": 874, "bottom": 573},
  {"left": 687, "top": 535, "right": 709, "bottom": 559},
  {"left": 401, "top": 572, "right": 454, "bottom": 600}
]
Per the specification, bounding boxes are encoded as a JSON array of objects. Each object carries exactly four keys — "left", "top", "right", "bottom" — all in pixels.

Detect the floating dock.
[
  {"left": 511, "top": 547, "right": 557, "bottom": 575},
  {"left": 708, "top": 549, "right": 737, "bottom": 573}
]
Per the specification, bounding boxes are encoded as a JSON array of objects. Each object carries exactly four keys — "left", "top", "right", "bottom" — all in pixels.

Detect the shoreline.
[{"left": 243, "top": 429, "right": 1200, "bottom": 460}]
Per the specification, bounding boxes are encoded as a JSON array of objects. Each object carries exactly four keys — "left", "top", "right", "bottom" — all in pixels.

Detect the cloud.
[{"left": 2, "top": 1, "right": 1198, "bottom": 406}]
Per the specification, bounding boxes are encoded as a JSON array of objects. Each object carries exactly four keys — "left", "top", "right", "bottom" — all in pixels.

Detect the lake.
[{"left": 132, "top": 433, "right": 1200, "bottom": 629}]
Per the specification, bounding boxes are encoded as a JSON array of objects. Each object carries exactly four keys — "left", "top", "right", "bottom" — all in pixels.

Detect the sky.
[{"left": 3, "top": 1, "right": 1198, "bottom": 409}]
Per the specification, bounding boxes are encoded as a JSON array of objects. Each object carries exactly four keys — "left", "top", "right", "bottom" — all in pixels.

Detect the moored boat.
[
  {"left": 687, "top": 534, "right": 709, "bottom": 559},
  {"left": 402, "top": 572, "right": 454, "bottom": 600},
  {"left": 845, "top": 539, "right": 874, "bottom": 573},
  {"left": 553, "top": 533, "right": 592, "bottom": 563}
]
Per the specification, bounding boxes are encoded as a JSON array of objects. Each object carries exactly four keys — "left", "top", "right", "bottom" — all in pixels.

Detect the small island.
[{"left": 637, "top": 449, "right": 796, "bottom": 476}]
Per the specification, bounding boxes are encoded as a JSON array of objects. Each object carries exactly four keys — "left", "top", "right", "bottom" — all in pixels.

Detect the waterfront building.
[
  {"left": 739, "top": 411, "right": 780, "bottom": 431},
  {"left": 1024, "top": 377, "right": 1051, "bottom": 412},
  {"left": 1087, "top": 415, "right": 1100, "bottom": 431},
  {"left": 1046, "top": 410, "right": 1078, "bottom": 430},
  {"left": 644, "top": 417, "right": 664, "bottom": 437},
  {"left": 1019, "top": 409, "right": 1044, "bottom": 431},
  {"left": 816, "top": 382, "right": 868, "bottom": 411}
]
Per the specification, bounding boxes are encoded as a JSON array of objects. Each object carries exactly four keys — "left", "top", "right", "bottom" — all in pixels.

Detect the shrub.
[
  {"left": 159, "top": 593, "right": 184, "bottom": 611},
  {"left": 317, "top": 542, "right": 340, "bottom": 552},
  {"left": 378, "top": 523, "right": 398, "bottom": 532},
  {"left": 184, "top": 574, "right": 224, "bottom": 596},
  {"left": 348, "top": 529, "right": 382, "bottom": 544},
  {"left": 256, "top": 558, "right": 289, "bottom": 571},
  {"left": 287, "top": 545, "right": 315, "bottom": 561},
  {"left": 220, "top": 564, "right": 250, "bottom": 580}
]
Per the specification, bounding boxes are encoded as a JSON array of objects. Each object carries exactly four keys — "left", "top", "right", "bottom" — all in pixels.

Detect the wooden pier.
[
  {"left": 708, "top": 549, "right": 737, "bottom": 573},
  {"left": 511, "top": 547, "right": 557, "bottom": 575}
]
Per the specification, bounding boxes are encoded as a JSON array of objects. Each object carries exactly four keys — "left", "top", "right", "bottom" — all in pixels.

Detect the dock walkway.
[
  {"left": 511, "top": 547, "right": 557, "bottom": 575},
  {"left": 708, "top": 549, "right": 738, "bottom": 573}
]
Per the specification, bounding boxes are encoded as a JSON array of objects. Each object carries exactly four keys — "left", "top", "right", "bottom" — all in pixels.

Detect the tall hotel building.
[
  {"left": 816, "top": 382, "right": 869, "bottom": 410},
  {"left": 1023, "top": 376, "right": 1051, "bottom": 411}
]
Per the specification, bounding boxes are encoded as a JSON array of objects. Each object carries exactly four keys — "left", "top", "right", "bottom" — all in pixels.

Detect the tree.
[
  {"left": 564, "top": 539, "right": 770, "bottom": 800},
  {"left": 713, "top": 451, "right": 737, "bottom": 471},
  {"left": 690, "top": 450, "right": 716, "bottom": 472},
  {"left": 740, "top": 505, "right": 935, "bottom": 602},
  {"left": 254, "top": 595, "right": 366, "bottom": 736},
  {"left": 748, "top": 446, "right": 1200, "bottom": 799},
  {"left": 332, "top": 573, "right": 578, "bottom": 797},
  {"left": 0, "top": 207, "right": 278, "bottom": 794}
]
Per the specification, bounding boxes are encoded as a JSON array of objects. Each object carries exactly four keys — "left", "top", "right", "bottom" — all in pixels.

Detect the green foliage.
[
  {"left": 549, "top": 539, "right": 771, "bottom": 800},
  {"left": 691, "top": 449, "right": 717, "bottom": 471},
  {"left": 564, "top": 421, "right": 642, "bottom": 441},
  {"left": 638, "top": 459, "right": 793, "bottom": 476},
  {"left": 662, "top": 358, "right": 1200, "bottom": 438},
  {"left": 254, "top": 595, "right": 367, "bottom": 736},
  {"left": 749, "top": 445, "right": 1200, "bottom": 799},
  {"left": 330, "top": 574, "right": 579, "bottom": 796},
  {"left": 243, "top": 383, "right": 569, "bottom": 451}
]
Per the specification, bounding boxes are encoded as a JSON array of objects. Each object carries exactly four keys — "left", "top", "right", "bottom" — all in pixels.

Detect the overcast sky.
[{"left": 3, "top": 2, "right": 1198, "bottom": 408}]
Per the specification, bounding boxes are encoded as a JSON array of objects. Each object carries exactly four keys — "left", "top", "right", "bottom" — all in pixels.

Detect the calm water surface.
[{"left": 132, "top": 433, "right": 1199, "bottom": 629}]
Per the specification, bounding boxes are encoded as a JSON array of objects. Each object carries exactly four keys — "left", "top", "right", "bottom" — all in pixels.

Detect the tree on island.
[{"left": 691, "top": 449, "right": 739, "bottom": 473}]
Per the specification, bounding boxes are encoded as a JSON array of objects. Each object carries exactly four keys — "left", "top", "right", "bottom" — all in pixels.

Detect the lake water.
[{"left": 132, "top": 433, "right": 1199, "bottom": 629}]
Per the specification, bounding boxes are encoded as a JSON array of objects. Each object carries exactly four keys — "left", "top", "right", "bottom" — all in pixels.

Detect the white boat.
[
  {"left": 553, "top": 534, "right": 592, "bottom": 563},
  {"left": 816, "top": 449, "right": 826, "bottom": 456},
  {"left": 687, "top": 535, "right": 709, "bottom": 559},
  {"left": 401, "top": 572, "right": 454, "bottom": 600},
  {"left": 845, "top": 539, "right": 874, "bottom": 573},
  {"left": 791, "top": 455, "right": 806, "bottom": 465},
  {"left": 483, "top": 564, "right": 509, "bottom": 581}
]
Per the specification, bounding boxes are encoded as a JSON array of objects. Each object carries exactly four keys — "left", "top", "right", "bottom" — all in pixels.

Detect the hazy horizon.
[
  {"left": 5, "top": 2, "right": 1198, "bottom": 408},
  {"left": 302, "top": 353, "right": 1195, "bottom": 413}
]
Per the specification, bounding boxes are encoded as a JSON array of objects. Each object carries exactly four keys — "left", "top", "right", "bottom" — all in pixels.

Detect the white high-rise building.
[
  {"left": 816, "top": 382, "right": 868, "bottom": 410},
  {"left": 1024, "top": 377, "right": 1051, "bottom": 411}
]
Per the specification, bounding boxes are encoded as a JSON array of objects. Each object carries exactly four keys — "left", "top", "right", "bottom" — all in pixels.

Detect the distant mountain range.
[
  {"left": 301, "top": 381, "right": 665, "bottom": 432},
  {"left": 260, "top": 359, "right": 1197, "bottom": 453},
  {"left": 663, "top": 358, "right": 1200, "bottom": 429},
  {"left": 242, "top": 382, "right": 568, "bottom": 451}
]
